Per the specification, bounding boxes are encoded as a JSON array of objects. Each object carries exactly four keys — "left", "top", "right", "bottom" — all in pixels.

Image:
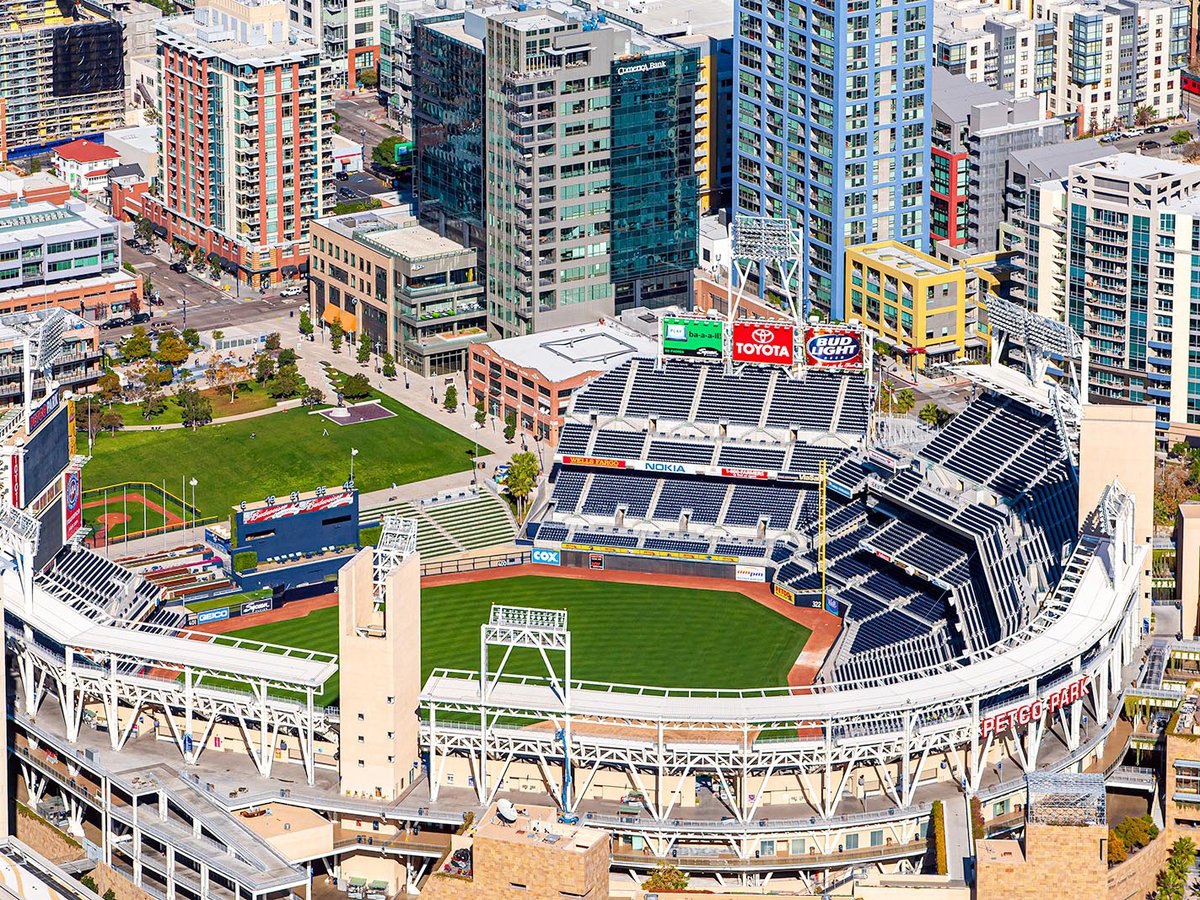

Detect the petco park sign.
[
  {"left": 731, "top": 322, "right": 795, "bottom": 366},
  {"left": 979, "top": 675, "right": 1088, "bottom": 738}
]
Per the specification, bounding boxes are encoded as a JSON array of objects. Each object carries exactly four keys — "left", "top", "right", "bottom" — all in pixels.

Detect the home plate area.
[{"left": 317, "top": 401, "right": 396, "bottom": 426}]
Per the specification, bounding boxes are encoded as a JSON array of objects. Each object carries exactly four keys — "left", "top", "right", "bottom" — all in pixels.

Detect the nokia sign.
[
  {"left": 643, "top": 461, "right": 689, "bottom": 474},
  {"left": 731, "top": 322, "right": 795, "bottom": 366},
  {"left": 803, "top": 326, "right": 864, "bottom": 370}
]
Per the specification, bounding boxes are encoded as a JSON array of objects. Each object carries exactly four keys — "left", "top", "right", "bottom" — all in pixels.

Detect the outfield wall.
[{"left": 555, "top": 547, "right": 772, "bottom": 584}]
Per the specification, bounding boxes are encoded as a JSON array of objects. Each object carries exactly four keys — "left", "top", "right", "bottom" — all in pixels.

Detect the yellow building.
[{"left": 845, "top": 241, "right": 992, "bottom": 372}]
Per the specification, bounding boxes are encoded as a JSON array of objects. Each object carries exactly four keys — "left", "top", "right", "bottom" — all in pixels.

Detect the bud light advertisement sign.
[{"left": 804, "top": 326, "right": 864, "bottom": 370}]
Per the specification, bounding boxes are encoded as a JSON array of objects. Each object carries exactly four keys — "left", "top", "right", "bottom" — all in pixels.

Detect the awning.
[
  {"left": 219, "top": 257, "right": 237, "bottom": 274},
  {"left": 281, "top": 265, "right": 298, "bottom": 276},
  {"left": 321, "top": 305, "right": 357, "bottom": 332},
  {"left": 206, "top": 251, "right": 220, "bottom": 263}
]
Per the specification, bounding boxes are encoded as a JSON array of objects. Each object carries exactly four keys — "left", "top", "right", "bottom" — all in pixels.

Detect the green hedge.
[
  {"left": 931, "top": 800, "right": 947, "bottom": 875},
  {"left": 233, "top": 550, "right": 258, "bottom": 572}
]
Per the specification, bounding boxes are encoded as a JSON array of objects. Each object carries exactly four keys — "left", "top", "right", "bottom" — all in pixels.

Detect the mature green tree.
[
  {"left": 330, "top": 321, "right": 344, "bottom": 353},
  {"left": 96, "top": 371, "right": 122, "bottom": 404},
  {"left": 918, "top": 403, "right": 941, "bottom": 427},
  {"left": 181, "top": 327, "right": 201, "bottom": 348},
  {"left": 277, "top": 348, "right": 297, "bottom": 367},
  {"left": 299, "top": 308, "right": 314, "bottom": 338},
  {"left": 120, "top": 326, "right": 153, "bottom": 361},
  {"left": 357, "top": 330, "right": 372, "bottom": 365},
  {"left": 503, "top": 411, "right": 516, "bottom": 443},
  {"left": 254, "top": 352, "right": 276, "bottom": 384},
  {"left": 381, "top": 352, "right": 396, "bottom": 378},
  {"left": 266, "top": 363, "right": 304, "bottom": 399},
  {"left": 895, "top": 388, "right": 916, "bottom": 415},
  {"left": 264, "top": 332, "right": 281, "bottom": 351},
  {"left": 341, "top": 372, "right": 372, "bottom": 400},
  {"left": 474, "top": 399, "right": 487, "bottom": 428},
  {"left": 155, "top": 333, "right": 191, "bottom": 366},
  {"left": 175, "top": 385, "right": 213, "bottom": 429},
  {"left": 302, "top": 386, "right": 325, "bottom": 407},
  {"left": 443, "top": 384, "right": 458, "bottom": 412}
]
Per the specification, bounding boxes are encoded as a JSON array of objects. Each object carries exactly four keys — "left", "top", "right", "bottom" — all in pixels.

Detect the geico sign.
[
  {"left": 979, "top": 675, "right": 1088, "bottom": 738},
  {"left": 732, "top": 322, "right": 794, "bottom": 365}
]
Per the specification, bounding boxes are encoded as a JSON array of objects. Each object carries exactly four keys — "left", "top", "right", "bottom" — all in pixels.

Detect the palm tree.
[
  {"left": 919, "top": 403, "right": 941, "bottom": 427},
  {"left": 895, "top": 389, "right": 916, "bottom": 415}
]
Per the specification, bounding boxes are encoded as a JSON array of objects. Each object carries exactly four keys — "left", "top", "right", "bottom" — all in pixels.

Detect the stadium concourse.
[{"left": 0, "top": 310, "right": 1160, "bottom": 898}]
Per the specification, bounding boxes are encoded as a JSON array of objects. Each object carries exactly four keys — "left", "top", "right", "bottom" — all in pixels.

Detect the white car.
[{"left": 280, "top": 286, "right": 304, "bottom": 298}]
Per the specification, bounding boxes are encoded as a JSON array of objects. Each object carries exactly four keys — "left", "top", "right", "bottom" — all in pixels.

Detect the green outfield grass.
[
  {"left": 83, "top": 392, "right": 484, "bottom": 519},
  {"left": 225, "top": 575, "right": 811, "bottom": 707}
]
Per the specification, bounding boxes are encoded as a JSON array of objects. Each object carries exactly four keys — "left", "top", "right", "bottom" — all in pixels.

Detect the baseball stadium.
[{"left": 0, "top": 301, "right": 1159, "bottom": 898}]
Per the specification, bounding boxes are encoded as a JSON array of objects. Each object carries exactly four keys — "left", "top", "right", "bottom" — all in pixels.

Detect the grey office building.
[{"left": 932, "top": 68, "right": 1069, "bottom": 252}]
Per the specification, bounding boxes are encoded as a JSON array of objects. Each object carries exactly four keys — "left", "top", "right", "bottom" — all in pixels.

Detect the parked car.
[
  {"left": 1120, "top": 129, "right": 1144, "bottom": 139},
  {"left": 170, "top": 261, "right": 188, "bottom": 274},
  {"left": 1098, "top": 133, "right": 1121, "bottom": 144},
  {"left": 1138, "top": 139, "right": 1161, "bottom": 151},
  {"left": 1145, "top": 124, "right": 1169, "bottom": 134},
  {"left": 335, "top": 170, "right": 350, "bottom": 181},
  {"left": 100, "top": 317, "right": 128, "bottom": 330},
  {"left": 280, "top": 285, "right": 303, "bottom": 298},
  {"left": 131, "top": 312, "right": 152, "bottom": 325}
]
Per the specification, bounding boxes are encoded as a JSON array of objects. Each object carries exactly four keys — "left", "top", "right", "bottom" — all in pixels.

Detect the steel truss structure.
[
  {"left": 1025, "top": 772, "right": 1105, "bottom": 827},
  {"left": 3, "top": 578, "right": 338, "bottom": 785},
  {"left": 421, "top": 488, "right": 1143, "bottom": 867}
]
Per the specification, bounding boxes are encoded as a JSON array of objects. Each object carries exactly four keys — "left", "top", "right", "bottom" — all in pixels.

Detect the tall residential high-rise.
[
  {"left": 733, "top": 0, "right": 933, "bottom": 318},
  {"left": 148, "top": 0, "right": 334, "bottom": 287},
  {"left": 0, "top": 0, "right": 125, "bottom": 154},
  {"left": 412, "top": 3, "right": 699, "bottom": 338},
  {"left": 1061, "top": 153, "right": 1200, "bottom": 438}
]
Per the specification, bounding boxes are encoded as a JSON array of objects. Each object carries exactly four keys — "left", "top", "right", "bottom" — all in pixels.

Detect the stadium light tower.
[{"left": 728, "top": 216, "right": 804, "bottom": 325}]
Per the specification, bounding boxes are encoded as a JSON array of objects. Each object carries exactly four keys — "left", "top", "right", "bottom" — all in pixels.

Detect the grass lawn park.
[
  {"left": 223, "top": 575, "right": 812, "bottom": 708},
  {"left": 84, "top": 390, "right": 484, "bottom": 519},
  {"left": 108, "top": 381, "right": 279, "bottom": 426}
]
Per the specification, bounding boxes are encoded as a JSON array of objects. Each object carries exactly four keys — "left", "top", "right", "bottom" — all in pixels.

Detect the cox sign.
[
  {"left": 532, "top": 547, "right": 561, "bottom": 566},
  {"left": 804, "top": 326, "right": 864, "bottom": 370},
  {"left": 731, "top": 322, "right": 795, "bottom": 366}
]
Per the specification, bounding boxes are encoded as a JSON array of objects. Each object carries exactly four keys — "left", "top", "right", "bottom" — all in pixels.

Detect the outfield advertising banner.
[
  {"left": 772, "top": 583, "right": 795, "bottom": 603},
  {"left": 561, "top": 456, "right": 626, "bottom": 469},
  {"left": 731, "top": 322, "right": 795, "bottom": 366},
  {"left": 804, "top": 326, "right": 864, "bottom": 370},
  {"left": 241, "top": 598, "right": 272, "bottom": 616},
  {"left": 531, "top": 547, "right": 561, "bottom": 566},
  {"left": 242, "top": 490, "right": 354, "bottom": 524},
  {"left": 735, "top": 565, "right": 766, "bottom": 583},
  {"left": 661, "top": 317, "right": 725, "bottom": 360},
  {"left": 63, "top": 470, "right": 82, "bottom": 540},
  {"left": 197, "top": 607, "right": 230, "bottom": 624}
]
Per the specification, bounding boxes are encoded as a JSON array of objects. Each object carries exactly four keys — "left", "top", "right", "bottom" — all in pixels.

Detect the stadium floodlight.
[
  {"left": 372, "top": 515, "right": 418, "bottom": 605},
  {"left": 988, "top": 294, "right": 1085, "bottom": 398},
  {"left": 727, "top": 215, "right": 805, "bottom": 327}
]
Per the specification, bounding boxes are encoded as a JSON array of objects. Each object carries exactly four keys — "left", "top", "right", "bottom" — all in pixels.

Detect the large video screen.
[{"left": 23, "top": 405, "right": 70, "bottom": 505}]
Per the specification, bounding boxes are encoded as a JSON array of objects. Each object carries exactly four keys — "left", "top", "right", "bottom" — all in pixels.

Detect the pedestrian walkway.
[
  {"left": 122, "top": 400, "right": 300, "bottom": 431},
  {"left": 943, "top": 794, "right": 971, "bottom": 883}
]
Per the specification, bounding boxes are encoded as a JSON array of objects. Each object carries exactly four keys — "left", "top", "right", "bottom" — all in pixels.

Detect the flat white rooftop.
[{"left": 484, "top": 321, "right": 657, "bottom": 383}]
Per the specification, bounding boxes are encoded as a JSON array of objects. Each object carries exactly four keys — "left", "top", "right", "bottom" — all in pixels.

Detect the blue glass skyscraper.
[{"left": 733, "top": 0, "right": 933, "bottom": 319}]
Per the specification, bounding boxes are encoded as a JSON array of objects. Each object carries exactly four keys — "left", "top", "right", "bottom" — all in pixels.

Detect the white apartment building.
[
  {"left": 1033, "top": 0, "right": 1189, "bottom": 132},
  {"left": 935, "top": 0, "right": 1054, "bottom": 103}
]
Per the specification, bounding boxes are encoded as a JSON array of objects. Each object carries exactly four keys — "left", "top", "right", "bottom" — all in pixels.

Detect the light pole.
[
  {"left": 189, "top": 477, "right": 197, "bottom": 539},
  {"left": 350, "top": 447, "right": 358, "bottom": 483},
  {"left": 471, "top": 423, "right": 481, "bottom": 484}
]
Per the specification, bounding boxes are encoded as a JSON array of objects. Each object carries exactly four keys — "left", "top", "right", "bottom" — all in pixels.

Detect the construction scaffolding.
[{"left": 1024, "top": 772, "right": 1105, "bottom": 827}]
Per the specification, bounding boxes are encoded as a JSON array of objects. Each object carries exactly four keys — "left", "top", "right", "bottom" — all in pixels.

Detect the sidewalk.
[{"left": 122, "top": 400, "right": 299, "bottom": 431}]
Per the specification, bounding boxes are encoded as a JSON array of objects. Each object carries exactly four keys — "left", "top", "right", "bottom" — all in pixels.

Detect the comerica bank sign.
[{"left": 616, "top": 60, "right": 667, "bottom": 75}]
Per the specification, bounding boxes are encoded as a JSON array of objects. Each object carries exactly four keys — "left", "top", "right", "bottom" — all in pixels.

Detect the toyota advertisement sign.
[
  {"left": 804, "top": 326, "right": 864, "bottom": 370},
  {"left": 731, "top": 322, "right": 795, "bottom": 366},
  {"left": 662, "top": 317, "right": 725, "bottom": 360}
]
